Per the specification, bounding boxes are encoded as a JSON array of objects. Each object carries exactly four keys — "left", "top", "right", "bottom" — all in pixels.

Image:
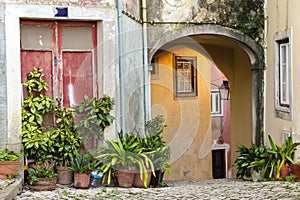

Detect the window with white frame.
[
  {"left": 279, "top": 40, "right": 290, "bottom": 106},
  {"left": 211, "top": 90, "right": 223, "bottom": 116},
  {"left": 174, "top": 56, "right": 197, "bottom": 97},
  {"left": 274, "top": 28, "right": 292, "bottom": 120}
]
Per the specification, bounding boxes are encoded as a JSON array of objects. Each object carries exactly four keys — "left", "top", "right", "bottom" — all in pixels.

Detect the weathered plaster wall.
[
  {"left": 0, "top": 2, "right": 9, "bottom": 151},
  {"left": 146, "top": 0, "right": 264, "bottom": 46},
  {"left": 151, "top": 45, "right": 212, "bottom": 180},
  {"left": 121, "top": 15, "right": 145, "bottom": 133}
]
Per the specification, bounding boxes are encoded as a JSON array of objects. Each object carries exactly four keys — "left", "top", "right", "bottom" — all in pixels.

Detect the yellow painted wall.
[
  {"left": 266, "top": 0, "right": 300, "bottom": 160},
  {"left": 151, "top": 42, "right": 253, "bottom": 179},
  {"left": 151, "top": 45, "right": 212, "bottom": 180}
]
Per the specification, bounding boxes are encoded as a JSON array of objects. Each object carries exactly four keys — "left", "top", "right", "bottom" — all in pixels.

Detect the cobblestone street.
[{"left": 11, "top": 179, "right": 300, "bottom": 200}]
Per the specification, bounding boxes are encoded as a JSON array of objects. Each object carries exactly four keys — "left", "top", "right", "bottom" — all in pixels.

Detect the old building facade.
[{"left": 3, "top": 0, "right": 291, "bottom": 181}]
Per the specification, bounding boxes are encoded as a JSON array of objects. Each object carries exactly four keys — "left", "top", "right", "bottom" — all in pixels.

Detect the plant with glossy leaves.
[{"left": 233, "top": 143, "right": 269, "bottom": 179}]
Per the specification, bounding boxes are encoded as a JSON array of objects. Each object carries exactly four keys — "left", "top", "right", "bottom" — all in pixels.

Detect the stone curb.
[{"left": 0, "top": 177, "right": 23, "bottom": 200}]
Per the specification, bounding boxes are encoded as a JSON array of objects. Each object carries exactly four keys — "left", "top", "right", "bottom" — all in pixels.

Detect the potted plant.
[
  {"left": 72, "top": 95, "right": 115, "bottom": 150},
  {"left": 70, "top": 148, "right": 99, "bottom": 189},
  {"left": 0, "top": 149, "right": 21, "bottom": 179},
  {"left": 233, "top": 143, "right": 269, "bottom": 181},
  {"left": 21, "top": 68, "right": 56, "bottom": 166},
  {"left": 97, "top": 135, "right": 154, "bottom": 188},
  {"left": 27, "top": 163, "right": 57, "bottom": 191},
  {"left": 53, "top": 104, "right": 82, "bottom": 185},
  {"left": 267, "top": 135, "right": 300, "bottom": 180},
  {"left": 144, "top": 115, "right": 171, "bottom": 187}
]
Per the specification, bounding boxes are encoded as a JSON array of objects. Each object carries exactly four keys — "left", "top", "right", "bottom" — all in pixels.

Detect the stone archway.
[{"left": 148, "top": 25, "right": 265, "bottom": 145}]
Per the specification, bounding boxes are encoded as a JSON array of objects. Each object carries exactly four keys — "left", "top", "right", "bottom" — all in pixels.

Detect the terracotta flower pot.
[
  {"left": 56, "top": 166, "right": 73, "bottom": 185},
  {"left": 0, "top": 160, "right": 21, "bottom": 175},
  {"left": 291, "top": 164, "right": 300, "bottom": 181},
  {"left": 133, "top": 171, "right": 152, "bottom": 188},
  {"left": 280, "top": 164, "right": 290, "bottom": 178},
  {"left": 29, "top": 177, "right": 57, "bottom": 191},
  {"left": 74, "top": 173, "right": 90, "bottom": 189},
  {"left": 117, "top": 170, "right": 135, "bottom": 188}
]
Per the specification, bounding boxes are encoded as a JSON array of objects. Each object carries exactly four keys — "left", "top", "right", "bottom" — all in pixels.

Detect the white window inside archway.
[{"left": 211, "top": 90, "right": 223, "bottom": 117}]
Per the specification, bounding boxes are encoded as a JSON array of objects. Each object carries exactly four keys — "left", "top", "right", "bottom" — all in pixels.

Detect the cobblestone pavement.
[{"left": 10, "top": 179, "right": 300, "bottom": 200}]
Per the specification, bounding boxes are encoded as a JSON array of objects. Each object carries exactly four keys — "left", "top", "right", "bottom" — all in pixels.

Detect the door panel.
[
  {"left": 62, "top": 52, "right": 93, "bottom": 107},
  {"left": 21, "top": 20, "right": 97, "bottom": 108},
  {"left": 21, "top": 50, "right": 53, "bottom": 97}
]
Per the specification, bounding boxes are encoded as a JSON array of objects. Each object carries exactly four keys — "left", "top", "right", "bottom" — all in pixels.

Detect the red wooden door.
[
  {"left": 63, "top": 52, "right": 93, "bottom": 107},
  {"left": 20, "top": 20, "right": 97, "bottom": 107},
  {"left": 21, "top": 51, "right": 53, "bottom": 97}
]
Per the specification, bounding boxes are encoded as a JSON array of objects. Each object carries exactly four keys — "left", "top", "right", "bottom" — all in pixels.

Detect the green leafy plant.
[
  {"left": 70, "top": 149, "right": 100, "bottom": 173},
  {"left": 267, "top": 135, "right": 300, "bottom": 180},
  {"left": 0, "top": 149, "right": 20, "bottom": 161},
  {"left": 233, "top": 143, "right": 269, "bottom": 179},
  {"left": 53, "top": 104, "right": 81, "bottom": 167},
  {"left": 21, "top": 68, "right": 56, "bottom": 163},
  {"left": 97, "top": 136, "right": 155, "bottom": 188},
  {"left": 27, "top": 166, "right": 58, "bottom": 185},
  {"left": 72, "top": 95, "right": 115, "bottom": 147}
]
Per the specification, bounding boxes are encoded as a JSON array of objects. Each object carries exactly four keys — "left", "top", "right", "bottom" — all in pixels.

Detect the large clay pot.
[
  {"left": 280, "top": 164, "right": 290, "bottom": 178},
  {"left": 56, "top": 165, "right": 73, "bottom": 185},
  {"left": 133, "top": 171, "right": 152, "bottom": 188},
  {"left": 117, "top": 170, "right": 135, "bottom": 188},
  {"left": 74, "top": 173, "right": 90, "bottom": 189},
  {"left": 291, "top": 164, "right": 300, "bottom": 181},
  {"left": 29, "top": 177, "right": 57, "bottom": 191},
  {"left": 0, "top": 160, "right": 21, "bottom": 176}
]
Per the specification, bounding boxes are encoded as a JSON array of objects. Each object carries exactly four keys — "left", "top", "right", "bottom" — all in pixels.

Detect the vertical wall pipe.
[
  {"left": 117, "top": 0, "right": 126, "bottom": 133},
  {"left": 142, "top": 0, "right": 151, "bottom": 123}
]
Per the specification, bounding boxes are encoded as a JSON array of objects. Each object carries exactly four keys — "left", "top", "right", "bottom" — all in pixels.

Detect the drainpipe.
[
  {"left": 142, "top": 0, "right": 151, "bottom": 123},
  {"left": 117, "top": 0, "right": 126, "bottom": 134}
]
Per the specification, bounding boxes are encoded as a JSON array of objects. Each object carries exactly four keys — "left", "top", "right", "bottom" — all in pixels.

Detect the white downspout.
[
  {"left": 117, "top": 0, "right": 126, "bottom": 133},
  {"left": 142, "top": 0, "right": 151, "bottom": 123}
]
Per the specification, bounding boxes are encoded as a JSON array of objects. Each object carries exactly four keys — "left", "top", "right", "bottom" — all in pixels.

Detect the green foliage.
[
  {"left": 233, "top": 143, "right": 269, "bottom": 179},
  {"left": 21, "top": 68, "right": 56, "bottom": 162},
  {"left": 70, "top": 149, "right": 100, "bottom": 173},
  {"left": 219, "top": 0, "right": 265, "bottom": 43},
  {"left": 27, "top": 167, "right": 57, "bottom": 185},
  {"left": 72, "top": 95, "right": 115, "bottom": 144},
  {"left": 234, "top": 135, "right": 300, "bottom": 181},
  {"left": 0, "top": 149, "right": 20, "bottom": 161},
  {"left": 97, "top": 136, "right": 155, "bottom": 188},
  {"left": 97, "top": 115, "right": 170, "bottom": 188},
  {"left": 266, "top": 135, "right": 300, "bottom": 180},
  {"left": 53, "top": 105, "right": 82, "bottom": 166}
]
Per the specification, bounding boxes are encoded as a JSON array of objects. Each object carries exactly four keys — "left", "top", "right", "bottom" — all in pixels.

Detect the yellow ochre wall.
[
  {"left": 151, "top": 45, "right": 211, "bottom": 180},
  {"left": 151, "top": 42, "right": 253, "bottom": 180}
]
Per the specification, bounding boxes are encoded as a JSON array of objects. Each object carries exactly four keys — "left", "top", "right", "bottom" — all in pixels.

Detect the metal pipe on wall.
[
  {"left": 117, "top": 0, "right": 126, "bottom": 134},
  {"left": 142, "top": 0, "right": 151, "bottom": 123}
]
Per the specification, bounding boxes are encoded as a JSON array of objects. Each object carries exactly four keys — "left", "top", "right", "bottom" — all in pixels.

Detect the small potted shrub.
[
  {"left": 70, "top": 149, "right": 100, "bottom": 189},
  {"left": 0, "top": 149, "right": 21, "bottom": 179},
  {"left": 27, "top": 162, "right": 57, "bottom": 191},
  {"left": 233, "top": 143, "right": 269, "bottom": 181},
  {"left": 53, "top": 104, "right": 82, "bottom": 185}
]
